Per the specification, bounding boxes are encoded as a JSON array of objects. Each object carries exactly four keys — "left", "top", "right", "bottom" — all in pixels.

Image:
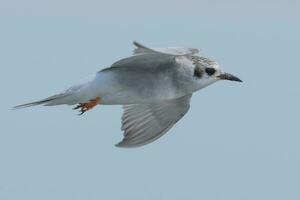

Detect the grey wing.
[
  {"left": 133, "top": 41, "right": 200, "bottom": 56},
  {"left": 101, "top": 41, "right": 199, "bottom": 72},
  {"left": 104, "top": 52, "right": 176, "bottom": 71},
  {"left": 116, "top": 94, "right": 192, "bottom": 148}
]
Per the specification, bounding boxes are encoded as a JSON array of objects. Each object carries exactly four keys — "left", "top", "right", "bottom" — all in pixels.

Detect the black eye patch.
[
  {"left": 194, "top": 68, "right": 203, "bottom": 78},
  {"left": 205, "top": 68, "right": 216, "bottom": 76}
]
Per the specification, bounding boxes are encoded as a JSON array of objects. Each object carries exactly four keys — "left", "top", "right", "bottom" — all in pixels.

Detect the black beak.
[{"left": 218, "top": 73, "right": 242, "bottom": 82}]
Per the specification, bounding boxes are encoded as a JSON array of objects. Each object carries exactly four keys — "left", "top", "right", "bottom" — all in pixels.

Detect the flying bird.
[{"left": 15, "top": 42, "right": 242, "bottom": 148}]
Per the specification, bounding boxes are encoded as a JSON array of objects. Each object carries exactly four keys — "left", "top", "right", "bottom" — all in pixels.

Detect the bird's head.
[{"left": 192, "top": 56, "right": 242, "bottom": 90}]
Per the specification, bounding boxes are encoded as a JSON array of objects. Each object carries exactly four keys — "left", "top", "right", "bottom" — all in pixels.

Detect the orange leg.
[{"left": 73, "top": 97, "right": 101, "bottom": 115}]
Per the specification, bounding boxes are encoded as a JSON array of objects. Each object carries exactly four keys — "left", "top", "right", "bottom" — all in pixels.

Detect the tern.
[{"left": 15, "top": 42, "right": 242, "bottom": 148}]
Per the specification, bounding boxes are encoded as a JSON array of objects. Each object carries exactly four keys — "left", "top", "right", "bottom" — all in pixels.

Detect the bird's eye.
[{"left": 205, "top": 68, "right": 216, "bottom": 76}]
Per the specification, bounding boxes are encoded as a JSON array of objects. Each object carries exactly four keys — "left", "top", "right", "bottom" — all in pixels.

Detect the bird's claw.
[
  {"left": 73, "top": 97, "right": 101, "bottom": 116},
  {"left": 73, "top": 103, "right": 86, "bottom": 115}
]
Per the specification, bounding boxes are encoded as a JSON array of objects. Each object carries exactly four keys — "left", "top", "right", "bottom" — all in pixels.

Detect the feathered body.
[{"left": 15, "top": 42, "right": 241, "bottom": 147}]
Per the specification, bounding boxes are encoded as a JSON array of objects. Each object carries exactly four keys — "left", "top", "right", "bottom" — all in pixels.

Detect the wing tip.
[
  {"left": 115, "top": 142, "right": 128, "bottom": 148},
  {"left": 132, "top": 41, "right": 143, "bottom": 48},
  {"left": 115, "top": 139, "right": 145, "bottom": 148},
  {"left": 115, "top": 141, "right": 135, "bottom": 148}
]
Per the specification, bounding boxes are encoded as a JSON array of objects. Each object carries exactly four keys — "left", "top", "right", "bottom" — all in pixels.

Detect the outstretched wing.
[
  {"left": 104, "top": 51, "right": 176, "bottom": 71},
  {"left": 101, "top": 41, "right": 199, "bottom": 72},
  {"left": 116, "top": 94, "right": 192, "bottom": 148},
  {"left": 133, "top": 41, "right": 200, "bottom": 56}
]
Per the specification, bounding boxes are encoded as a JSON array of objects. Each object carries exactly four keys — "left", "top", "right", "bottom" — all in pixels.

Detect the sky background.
[{"left": 1, "top": 0, "right": 300, "bottom": 199}]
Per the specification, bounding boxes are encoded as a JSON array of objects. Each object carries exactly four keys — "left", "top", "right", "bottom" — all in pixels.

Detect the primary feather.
[{"left": 116, "top": 94, "right": 192, "bottom": 147}]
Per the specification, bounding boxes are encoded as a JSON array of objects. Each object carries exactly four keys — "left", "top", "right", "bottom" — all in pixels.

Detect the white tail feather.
[
  {"left": 13, "top": 93, "right": 74, "bottom": 109},
  {"left": 14, "top": 73, "right": 99, "bottom": 109}
]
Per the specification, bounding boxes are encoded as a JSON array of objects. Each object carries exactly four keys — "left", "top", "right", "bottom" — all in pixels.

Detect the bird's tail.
[
  {"left": 13, "top": 74, "right": 99, "bottom": 110},
  {"left": 13, "top": 92, "right": 75, "bottom": 109}
]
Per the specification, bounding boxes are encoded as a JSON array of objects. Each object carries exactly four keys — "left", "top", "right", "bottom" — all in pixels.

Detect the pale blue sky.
[{"left": 1, "top": 0, "right": 300, "bottom": 199}]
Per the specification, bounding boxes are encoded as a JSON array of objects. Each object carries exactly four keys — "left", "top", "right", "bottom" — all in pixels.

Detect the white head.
[{"left": 191, "top": 56, "right": 242, "bottom": 91}]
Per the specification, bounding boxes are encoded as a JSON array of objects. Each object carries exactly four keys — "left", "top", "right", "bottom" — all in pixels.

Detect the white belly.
[{"left": 88, "top": 70, "right": 190, "bottom": 105}]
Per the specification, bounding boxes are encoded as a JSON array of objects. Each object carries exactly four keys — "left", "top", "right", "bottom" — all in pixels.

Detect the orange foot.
[{"left": 73, "top": 97, "right": 101, "bottom": 115}]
